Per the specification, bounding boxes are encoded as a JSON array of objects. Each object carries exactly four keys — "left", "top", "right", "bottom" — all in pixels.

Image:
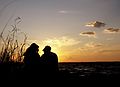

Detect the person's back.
[{"left": 41, "top": 51, "right": 58, "bottom": 71}]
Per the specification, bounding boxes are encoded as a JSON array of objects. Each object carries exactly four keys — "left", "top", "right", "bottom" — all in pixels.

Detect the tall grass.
[{"left": 0, "top": 17, "right": 27, "bottom": 63}]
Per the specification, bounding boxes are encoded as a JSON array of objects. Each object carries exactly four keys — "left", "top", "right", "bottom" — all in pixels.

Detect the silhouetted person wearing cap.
[{"left": 41, "top": 46, "right": 59, "bottom": 79}]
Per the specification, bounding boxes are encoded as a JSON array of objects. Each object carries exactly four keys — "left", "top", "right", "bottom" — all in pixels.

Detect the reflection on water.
[{"left": 58, "top": 62, "right": 120, "bottom": 80}]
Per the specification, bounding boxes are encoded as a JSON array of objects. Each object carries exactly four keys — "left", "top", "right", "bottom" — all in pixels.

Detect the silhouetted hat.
[{"left": 43, "top": 46, "right": 51, "bottom": 51}]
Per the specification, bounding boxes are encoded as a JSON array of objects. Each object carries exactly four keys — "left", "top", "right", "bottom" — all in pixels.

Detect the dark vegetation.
[{"left": 0, "top": 17, "right": 27, "bottom": 63}]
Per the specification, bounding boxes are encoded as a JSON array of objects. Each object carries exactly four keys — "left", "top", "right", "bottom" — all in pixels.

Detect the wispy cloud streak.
[
  {"left": 80, "top": 31, "right": 96, "bottom": 37},
  {"left": 104, "top": 28, "right": 120, "bottom": 33}
]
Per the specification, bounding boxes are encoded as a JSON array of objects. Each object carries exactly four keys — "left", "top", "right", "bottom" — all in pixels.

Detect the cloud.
[
  {"left": 42, "top": 36, "right": 80, "bottom": 47},
  {"left": 85, "top": 42, "right": 103, "bottom": 48},
  {"left": 104, "top": 28, "right": 120, "bottom": 33},
  {"left": 99, "top": 50, "right": 120, "bottom": 53},
  {"left": 58, "top": 10, "right": 68, "bottom": 14},
  {"left": 85, "top": 21, "right": 106, "bottom": 28},
  {"left": 106, "top": 38, "right": 114, "bottom": 41},
  {"left": 80, "top": 31, "right": 96, "bottom": 37}
]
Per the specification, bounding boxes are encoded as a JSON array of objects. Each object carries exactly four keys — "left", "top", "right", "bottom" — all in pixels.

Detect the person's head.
[
  {"left": 24, "top": 43, "right": 39, "bottom": 56},
  {"left": 29, "top": 43, "right": 39, "bottom": 52},
  {"left": 43, "top": 45, "right": 51, "bottom": 53}
]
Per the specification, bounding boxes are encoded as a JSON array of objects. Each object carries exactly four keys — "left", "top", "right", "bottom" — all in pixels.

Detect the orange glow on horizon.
[{"left": 27, "top": 39, "right": 120, "bottom": 63}]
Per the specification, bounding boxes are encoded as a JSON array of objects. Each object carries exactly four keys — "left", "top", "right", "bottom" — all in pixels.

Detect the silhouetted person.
[
  {"left": 23, "top": 43, "right": 41, "bottom": 80},
  {"left": 41, "top": 46, "right": 59, "bottom": 79},
  {"left": 23, "top": 43, "right": 40, "bottom": 65}
]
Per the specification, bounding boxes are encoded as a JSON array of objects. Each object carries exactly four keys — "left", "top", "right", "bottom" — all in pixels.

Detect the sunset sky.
[{"left": 0, "top": 0, "right": 120, "bottom": 62}]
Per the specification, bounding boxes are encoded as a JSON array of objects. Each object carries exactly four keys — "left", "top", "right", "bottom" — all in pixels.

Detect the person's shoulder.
[
  {"left": 51, "top": 52, "right": 57, "bottom": 55},
  {"left": 51, "top": 52, "right": 58, "bottom": 57}
]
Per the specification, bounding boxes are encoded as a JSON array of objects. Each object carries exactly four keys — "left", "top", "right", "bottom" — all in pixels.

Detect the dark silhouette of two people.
[{"left": 23, "top": 43, "right": 59, "bottom": 81}]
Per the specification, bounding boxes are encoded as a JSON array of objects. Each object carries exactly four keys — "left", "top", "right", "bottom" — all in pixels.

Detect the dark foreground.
[{"left": 0, "top": 62, "right": 120, "bottom": 84}]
